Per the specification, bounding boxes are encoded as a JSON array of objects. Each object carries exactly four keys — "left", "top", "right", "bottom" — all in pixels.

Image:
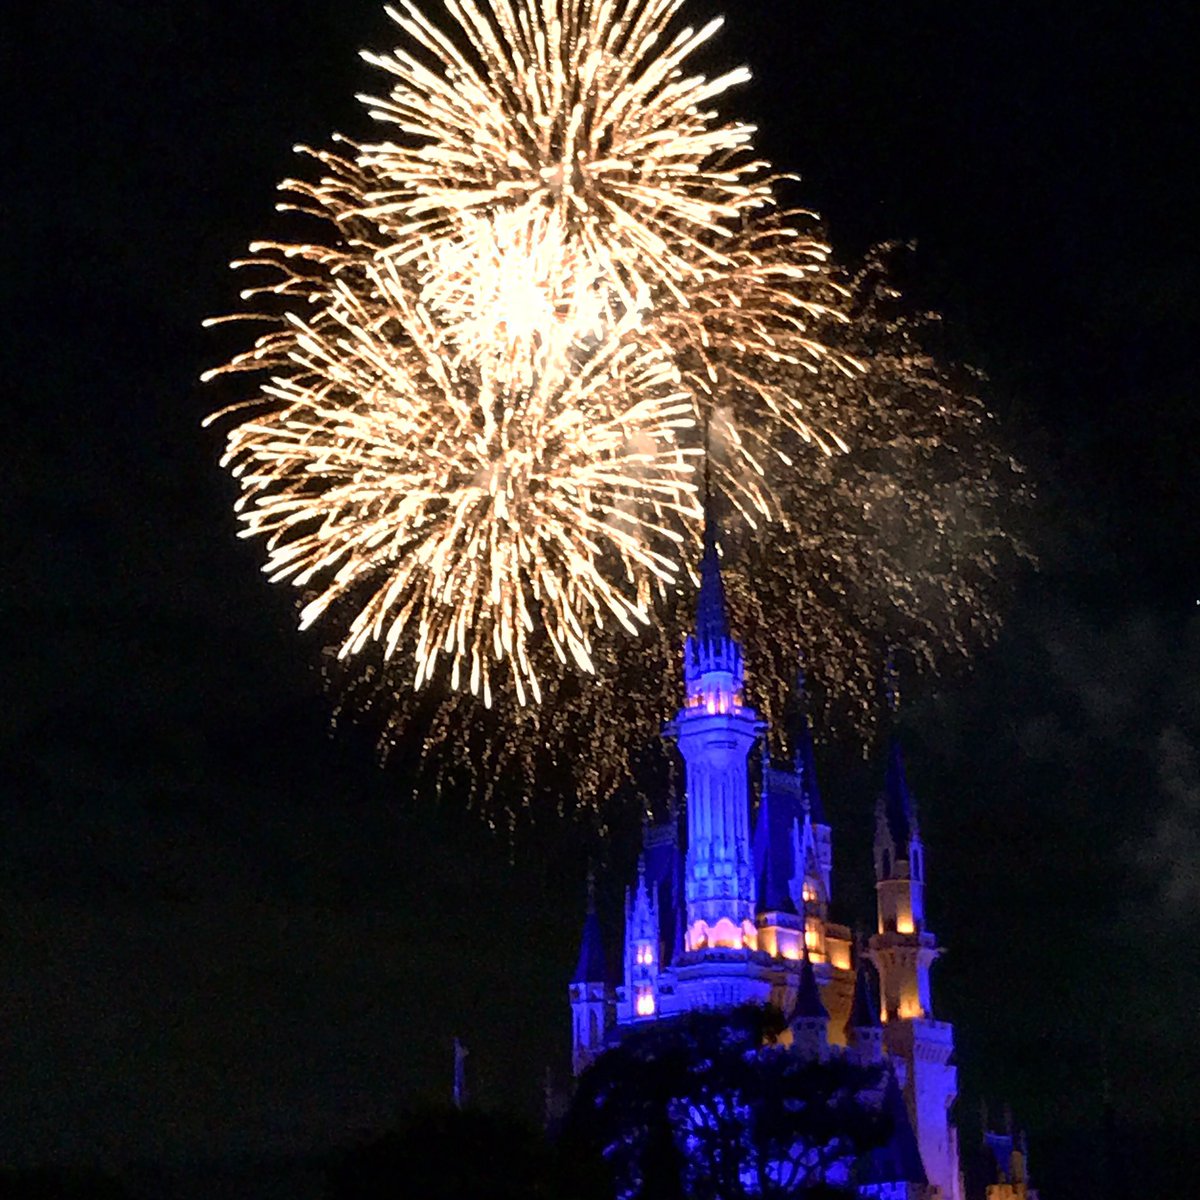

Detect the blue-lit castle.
[{"left": 568, "top": 514, "right": 964, "bottom": 1200}]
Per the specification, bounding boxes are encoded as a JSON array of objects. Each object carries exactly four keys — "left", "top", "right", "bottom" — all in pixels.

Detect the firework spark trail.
[
  {"left": 337, "top": 247, "right": 1031, "bottom": 817},
  {"left": 206, "top": 0, "right": 861, "bottom": 703},
  {"left": 208, "top": 247, "right": 702, "bottom": 707}
]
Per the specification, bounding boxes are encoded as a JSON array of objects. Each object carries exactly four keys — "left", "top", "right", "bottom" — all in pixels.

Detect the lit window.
[
  {"left": 802, "top": 881, "right": 818, "bottom": 904},
  {"left": 804, "top": 927, "right": 818, "bottom": 950},
  {"left": 635, "top": 989, "right": 656, "bottom": 1017},
  {"left": 635, "top": 945, "right": 655, "bottom": 966}
]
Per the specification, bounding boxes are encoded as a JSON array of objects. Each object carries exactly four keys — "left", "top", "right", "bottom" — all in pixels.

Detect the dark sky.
[{"left": 7, "top": 0, "right": 1200, "bottom": 1192}]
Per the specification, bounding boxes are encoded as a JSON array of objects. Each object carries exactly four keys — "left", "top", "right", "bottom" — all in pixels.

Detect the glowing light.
[
  {"left": 802, "top": 881, "right": 818, "bottom": 904},
  {"left": 205, "top": 0, "right": 862, "bottom": 704},
  {"left": 635, "top": 945, "right": 655, "bottom": 966},
  {"left": 709, "top": 917, "right": 744, "bottom": 949},
  {"left": 635, "top": 989, "right": 656, "bottom": 1017},
  {"left": 829, "top": 943, "right": 852, "bottom": 971},
  {"left": 341, "top": 244, "right": 1029, "bottom": 815},
  {"left": 896, "top": 916, "right": 915, "bottom": 935}
]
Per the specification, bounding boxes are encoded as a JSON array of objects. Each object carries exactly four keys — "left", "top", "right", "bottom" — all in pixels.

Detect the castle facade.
[{"left": 569, "top": 517, "right": 963, "bottom": 1199}]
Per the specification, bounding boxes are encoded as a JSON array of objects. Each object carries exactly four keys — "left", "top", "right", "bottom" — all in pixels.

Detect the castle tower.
[
  {"left": 568, "top": 875, "right": 609, "bottom": 1075},
  {"left": 872, "top": 738, "right": 935, "bottom": 1017},
  {"left": 845, "top": 953, "right": 885, "bottom": 1066},
  {"left": 869, "top": 736, "right": 963, "bottom": 1200},
  {"left": 790, "top": 669, "right": 833, "bottom": 921},
  {"left": 789, "top": 947, "right": 831, "bottom": 1059},
  {"left": 667, "top": 509, "right": 761, "bottom": 954}
]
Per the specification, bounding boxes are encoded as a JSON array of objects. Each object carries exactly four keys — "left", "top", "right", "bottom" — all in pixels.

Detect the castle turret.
[
  {"left": 869, "top": 735, "right": 962, "bottom": 1200},
  {"left": 568, "top": 875, "right": 609, "bottom": 1075},
  {"left": 875, "top": 739, "right": 927, "bottom": 937},
  {"left": 667, "top": 509, "right": 761, "bottom": 954},
  {"left": 844, "top": 953, "right": 885, "bottom": 1065},
  {"left": 789, "top": 947, "right": 830, "bottom": 1059},
  {"left": 789, "top": 668, "right": 833, "bottom": 920}
]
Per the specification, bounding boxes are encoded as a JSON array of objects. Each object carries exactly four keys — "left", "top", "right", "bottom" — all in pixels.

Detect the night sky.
[{"left": 8, "top": 0, "right": 1200, "bottom": 1193}]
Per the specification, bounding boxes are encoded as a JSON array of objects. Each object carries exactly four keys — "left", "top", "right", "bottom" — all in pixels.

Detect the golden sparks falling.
[
  {"left": 204, "top": 0, "right": 857, "bottom": 704},
  {"left": 339, "top": 246, "right": 1031, "bottom": 820}
]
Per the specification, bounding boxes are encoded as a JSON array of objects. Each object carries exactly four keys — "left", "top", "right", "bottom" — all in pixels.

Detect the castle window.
[
  {"left": 802, "top": 880, "right": 818, "bottom": 904},
  {"left": 635, "top": 989, "right": 656, "bottom": 1017}
]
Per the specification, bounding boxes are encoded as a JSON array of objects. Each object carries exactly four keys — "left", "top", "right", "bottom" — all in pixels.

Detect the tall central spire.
[
  {"left": 670, "top": 482, "right": 760, "bottom": 955},
  {"left": 695, "top": 503, "right": 731, "bottom": 653},
  {"left": 684, "top": 490, "right": 744, "bottom": 705}
]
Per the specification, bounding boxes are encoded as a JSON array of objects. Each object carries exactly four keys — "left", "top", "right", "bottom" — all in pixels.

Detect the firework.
[
  {"left": 341, "top": 246, "right": 1030, "bottom": 818},
  {"left": 207, "top": 244, "right": 702, "bottom": 707},
  {"left": 206, "top": 0, "right": 856, "bottom": 701}
]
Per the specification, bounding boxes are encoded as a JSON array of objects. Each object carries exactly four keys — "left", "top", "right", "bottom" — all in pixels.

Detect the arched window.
[{"left": 881, "top": 849, "right": 892, "bottom": 878}]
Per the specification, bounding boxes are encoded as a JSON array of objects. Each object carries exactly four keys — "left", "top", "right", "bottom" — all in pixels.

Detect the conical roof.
[
  {"left": 793, "top": 692, "right": 825, "bottom": 824},
  {"left": 845, "top": 957, "right": 882, "bottom": 1033},
  {"left": 881, "top": 736, "right": 917, "bottom": 847},
  {"left": 857, "top": 1074, "right": 928, "bottom": 1185},
  {"left": 695, "top": 506, "right": 730, "bottom": 652},
  {"left": 791, "top": 949, "right": 829, "bottom": 1022},
  {"left": 571, "top": 882, "right": 607, "bottom": 984}
]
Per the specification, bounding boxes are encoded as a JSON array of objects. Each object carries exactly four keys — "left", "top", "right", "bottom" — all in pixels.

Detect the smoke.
[{"left": 1144, "top": 726, "right": 1200, "bottom": 911}]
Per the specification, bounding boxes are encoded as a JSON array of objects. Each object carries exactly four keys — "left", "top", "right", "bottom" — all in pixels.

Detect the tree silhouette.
[{"left": 560, "top": 1006, "right": 893, "bottom": 1199}]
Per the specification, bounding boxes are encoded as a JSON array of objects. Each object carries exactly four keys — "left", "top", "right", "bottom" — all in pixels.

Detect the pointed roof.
[
  {"left": 792, "top": 667, "right": 825, "bottom": 824},
  {"left": 857, "top": 1074, "right": 928, "bottom": 1186},
  {"left": 791, "top": 949, "right": 829, "bottom": 1023},
  {"left": 753, "top": 776, "right": 798, "bottom": 914},
  {"left": 881, "top": 735, "right": 917, "bottom": 848},
  {"left": 571, "top": 879, "right": 607, "bottom": 985},
  {"left": 695, "top": 505, "right": 731, "bottom": 652},
  {"left": 845, "top": 957, "right": 882, "bottom": 1033},
  {"left": 642, "top": 816, "right": 686, "bottom": 966}
]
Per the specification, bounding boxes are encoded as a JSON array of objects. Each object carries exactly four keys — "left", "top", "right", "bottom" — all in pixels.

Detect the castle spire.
[
  {"left": 846, "top": 953, "right": 882, "bottom": 1035},
  {"left": 882, "top": 736, "right": 918, "bottom": 849},
  {"left": 571, "top": 869, "right": 606, "bottom": 985},
  {"left": 789, "top": 942, "right": 830, "bottom": 1059},
  {"left": 792, "top": 945, "right": 830, "bottom": 1022},
  {"left": 695, "top": 502, "right": 731, "bottom": 654},
  {"left": 568, "top": 870, "right": 610, "bottom": 1074},
  {"left": 683, "top": 493, "right": 744, "bottom": 702},
  {"left": 670, "top": 482, "right": 759, "bottom": 957},
  {"left": 792, "top": 660, "right": 824, "bottom": 823}
]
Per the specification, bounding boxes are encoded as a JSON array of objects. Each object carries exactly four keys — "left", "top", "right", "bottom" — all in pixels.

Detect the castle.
[{"left": 567, "top": 514, "right": 966, "bottom": 1199}]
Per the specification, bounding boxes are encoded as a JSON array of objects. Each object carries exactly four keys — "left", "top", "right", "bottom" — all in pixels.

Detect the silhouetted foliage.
[
  {"left": 560, "top": 1006, "right": 894, "bottom": 1199},
  {"left": 323, "top": 1106, "right": 605, "bottom": 1200}
]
